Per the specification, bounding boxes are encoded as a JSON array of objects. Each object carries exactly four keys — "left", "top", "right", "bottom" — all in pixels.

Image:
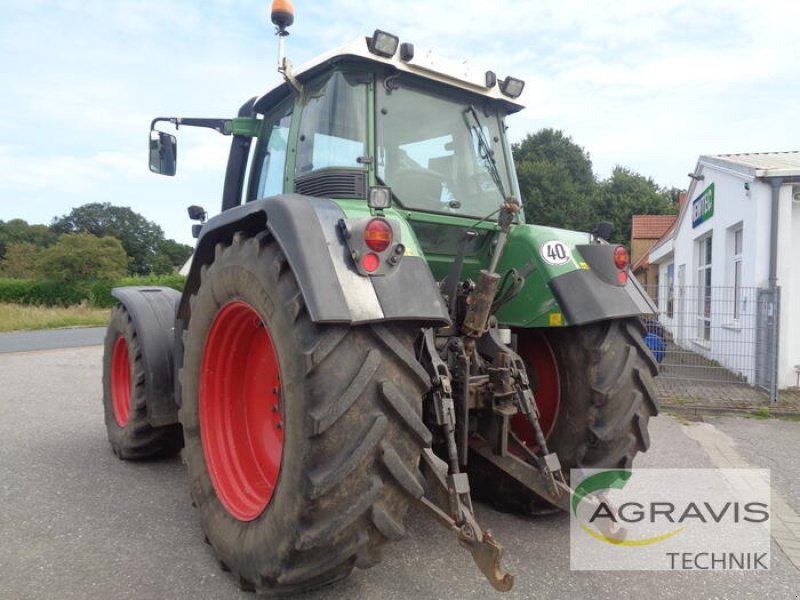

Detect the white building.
[{"left": 649, "top": 152, "right": 800, "bottom": 392}]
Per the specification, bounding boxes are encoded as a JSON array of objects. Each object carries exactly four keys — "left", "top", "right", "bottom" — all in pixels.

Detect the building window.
[
  {"left": 666, "top": 263, "right": 674, "bottom": 318},
  {"left": 697, "top": 235, "right": 712, "bottom": 341},
  {"left": 731, "top": 227, "right": 743, "bottom": 320},
  {"left": 653, "top": 272, "right": 659, "bottom": 306}
]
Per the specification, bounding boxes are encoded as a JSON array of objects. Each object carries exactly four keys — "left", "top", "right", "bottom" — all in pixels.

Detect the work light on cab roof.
[
  {"left": 362, "top": 29, "right": 525, "bottom": 100},
  {"left": 369, "top": 30, "right": 400, "bottom": 58}
]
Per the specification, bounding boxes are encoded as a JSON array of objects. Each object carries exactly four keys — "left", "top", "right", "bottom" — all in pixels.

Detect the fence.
[{"left": 643, "top": 284, "right": 780, "bottom": 403}]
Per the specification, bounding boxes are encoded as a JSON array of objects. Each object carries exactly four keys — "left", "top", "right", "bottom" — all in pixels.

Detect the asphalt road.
[
  {"left": 0, "top": 345, "right": 798, "bottom": 600},
  {"left": 0, "top": 327, "right": 106, "bottom": 353}
]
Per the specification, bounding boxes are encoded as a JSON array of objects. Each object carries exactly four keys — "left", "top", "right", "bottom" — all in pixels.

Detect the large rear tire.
[
  {"left": 101, "top": 305, "right": 183, "bottom": 459},
  {"left": 180, "top": 231, "right": 431, "bottom": 595},
  {"left": 471, "top": 318, "right": 659, "bottom": 514},
  {"left": 540, "top": 318, "right": 659, "bottom": 468}
]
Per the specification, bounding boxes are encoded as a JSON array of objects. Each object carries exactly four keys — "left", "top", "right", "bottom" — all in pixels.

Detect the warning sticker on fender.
[{"left": 541, "top": 241, "right": 571, "bottom": 265}]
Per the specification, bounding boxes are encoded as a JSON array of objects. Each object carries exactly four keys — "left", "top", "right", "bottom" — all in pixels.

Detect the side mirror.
[
  {"left": 187, "top": 205, "right": 207, "bottom": 221},
  {"left": 593, "top": 221, "right": 614, "bottom": 242},
  {"left": 188, "top": 205, "right": 206, "bottom": 239},
  {"left": 149, "top": 130, "right": 177, "bottom": 176}
]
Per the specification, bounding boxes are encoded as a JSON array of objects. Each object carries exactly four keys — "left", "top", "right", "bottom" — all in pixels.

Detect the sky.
[{"left": 1, "top": 0, "right": 798, "bottom": 245}]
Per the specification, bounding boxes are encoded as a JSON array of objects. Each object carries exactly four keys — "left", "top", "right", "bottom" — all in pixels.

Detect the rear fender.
[
  {"left": 111, "top": 287, "right": 180, "bottom": 426},
  {"left": 179, "top": 194, "right": 450, "bottom": 325},
  {"left": 495, "top": 224, "right": 656, "bottom": 327}
]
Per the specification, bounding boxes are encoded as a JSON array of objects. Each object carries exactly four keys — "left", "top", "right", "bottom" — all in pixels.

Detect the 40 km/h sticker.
[{"left": 541, "top": 241, "right": 572, "bottom": 266}]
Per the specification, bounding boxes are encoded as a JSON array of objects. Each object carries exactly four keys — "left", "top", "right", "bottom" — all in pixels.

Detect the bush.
[
  {"left": 0, "top": 274, "right": 185, "bottom": 308},
  {"left": 86, "top": 273, "right": 186, "bottom": 308},
  {"left": 39, "top": 233, "right": 129, "bottom": 282},
  {"left": 0, "top": 242, "right": 42, "bottom": 279},
  {"left": 0, "top": 278, "right": 83, "bottom": 306}
]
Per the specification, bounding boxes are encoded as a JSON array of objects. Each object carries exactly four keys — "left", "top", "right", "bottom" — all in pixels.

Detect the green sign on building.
[{"left": 692, "top": 183, "right": 714, "bottom": 228}]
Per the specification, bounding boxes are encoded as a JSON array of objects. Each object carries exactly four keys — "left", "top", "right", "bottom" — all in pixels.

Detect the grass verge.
[{"left": 0, "top": 303, "right": 109, "bottom": 332}]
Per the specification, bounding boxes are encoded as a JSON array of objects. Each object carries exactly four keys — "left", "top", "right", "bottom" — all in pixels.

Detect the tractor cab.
[
  {"left": 151, "top": 29, "right": 527, "bottom": 256},
  {"left": 244, "top": 31, "right": 526, "bottom": 219}
]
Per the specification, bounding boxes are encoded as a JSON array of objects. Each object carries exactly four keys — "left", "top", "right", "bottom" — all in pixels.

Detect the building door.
[{"left": 755, "top": 287, "right": 779, "bottom": 399}]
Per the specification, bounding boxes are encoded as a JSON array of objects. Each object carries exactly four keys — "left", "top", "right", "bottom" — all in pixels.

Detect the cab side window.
[
  {"left": 255, "top": 100, "right": 293, "bottom": 199},
  {"left": 295, "top": 71, "right": 368, "bottom": 176}
]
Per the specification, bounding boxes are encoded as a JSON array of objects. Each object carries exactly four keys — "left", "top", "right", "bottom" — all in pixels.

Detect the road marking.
[{"left": 683, "top": 422, "right": 800, "bottom": 571}]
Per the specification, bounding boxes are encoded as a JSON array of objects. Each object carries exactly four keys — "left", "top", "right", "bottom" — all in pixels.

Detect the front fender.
[{"left": 111, "top": 286, "right": 181, "bottom": 426}]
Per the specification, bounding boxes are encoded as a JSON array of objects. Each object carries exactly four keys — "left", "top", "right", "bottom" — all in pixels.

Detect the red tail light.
[
  {"left": 613, "top": 246, "right": 629, "bottom": 270},
  {"left": 364, "top": 219, "right": 392, "bottom": 252},
  {"left": 361, "top": 253, "right": 380, "bottom": 273}
]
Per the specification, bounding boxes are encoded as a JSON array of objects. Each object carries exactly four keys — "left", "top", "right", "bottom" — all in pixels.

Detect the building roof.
[
  {"left": 646, "top": 152, "right": 800, "bottom": 266},
  {"left": 632, "top": 253, "right": 650, "bottom": 272},
  {"left": 700, "top": 151, "right": 800, "bottom": 178},
  {"left": 631, "top": 214, "right": 677, "bottom": 239}
]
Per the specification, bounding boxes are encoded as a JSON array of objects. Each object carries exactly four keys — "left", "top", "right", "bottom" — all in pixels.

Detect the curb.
[{"left": 662, "top": 404, "right": 800, "bottom": 419}]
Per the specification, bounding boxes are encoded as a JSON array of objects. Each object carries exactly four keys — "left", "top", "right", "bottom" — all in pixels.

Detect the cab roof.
[{"left": 253, "top": 35, "right": 525, "bottom": 115}]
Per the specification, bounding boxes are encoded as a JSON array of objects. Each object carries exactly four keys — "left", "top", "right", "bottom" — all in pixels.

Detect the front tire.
[
  {"left": 101, "top": 305, "right": 183, "bottom": 459},
  {"left": 180, "top": 231, "right": 431, "bottom": 595}
]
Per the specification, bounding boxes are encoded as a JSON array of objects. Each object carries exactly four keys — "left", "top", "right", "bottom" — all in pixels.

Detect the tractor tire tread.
[
  {"left": 573, "top": 319, "right": 659, "bottom": 470},
  {"left": 469, "top": 317, "right": 658, "bottom": 515},
  {"left": 180, "top": 232, "right": 429, "bottom": 596}
]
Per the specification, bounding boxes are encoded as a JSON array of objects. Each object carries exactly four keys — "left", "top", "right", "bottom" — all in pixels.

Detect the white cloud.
[
  {"left": 0, "top": 146, "right": 147, "bottom": 195},
  {"left": 1, "top": 0, "right": 799, "bottom": 238},
  {"left": 180, "top": 138, "right": 232, "bottom": 174}
]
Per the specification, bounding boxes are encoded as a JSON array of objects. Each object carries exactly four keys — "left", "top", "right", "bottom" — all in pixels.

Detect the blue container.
[{"left": 645, "top": 332, "right": 666, "bottom": 363}]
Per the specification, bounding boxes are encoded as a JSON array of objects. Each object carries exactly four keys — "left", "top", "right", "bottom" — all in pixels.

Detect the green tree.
[
  {"left": 0, "top": 242, "right": 42, "bottom": 278},
  {"left": 38, "top": 233, "right": 129, "bottom": 282},
  {"left": 595, "top": 166, "right": 677, "bottom": 244},
  {"left": 51, "top": 203, "right": 166, "bottom": 275},
  {"left": 0, "top": 219, "right": 57, "bottom": 258},
  {"left": 513, "top": 129, "right": 595, "bottom": 190},
  {"left": 516, "top": 160, "right": 595, "bottom": 230},
  {"left": 157, "top": 238, "right": 193, "bottom": 271},
  {"left": 512, "top": 130, "right": 679, "bottom": 242},
  {"left": 512, "top": 129, "right": 596, "bottom": 231}
]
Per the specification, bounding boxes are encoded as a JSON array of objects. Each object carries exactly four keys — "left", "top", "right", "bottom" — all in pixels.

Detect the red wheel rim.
[
  {"left": 200, "top": 300, "right": 284, "bottom": 522},
  {"left": 511, "top": 330, "right": 561, "bottom": 446},
  {"left": 111, "top": 336, "right": 132, "bottom": 427}
]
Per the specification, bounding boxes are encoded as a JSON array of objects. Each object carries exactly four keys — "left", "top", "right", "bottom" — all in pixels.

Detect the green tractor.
[{"left": 103, "top": 4, "right": 658, "bottom": 595}]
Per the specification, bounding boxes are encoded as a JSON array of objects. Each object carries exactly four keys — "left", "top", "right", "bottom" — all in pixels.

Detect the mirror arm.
[{"left": 150, "top": 117, "right": 232, "bottom": 135}]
